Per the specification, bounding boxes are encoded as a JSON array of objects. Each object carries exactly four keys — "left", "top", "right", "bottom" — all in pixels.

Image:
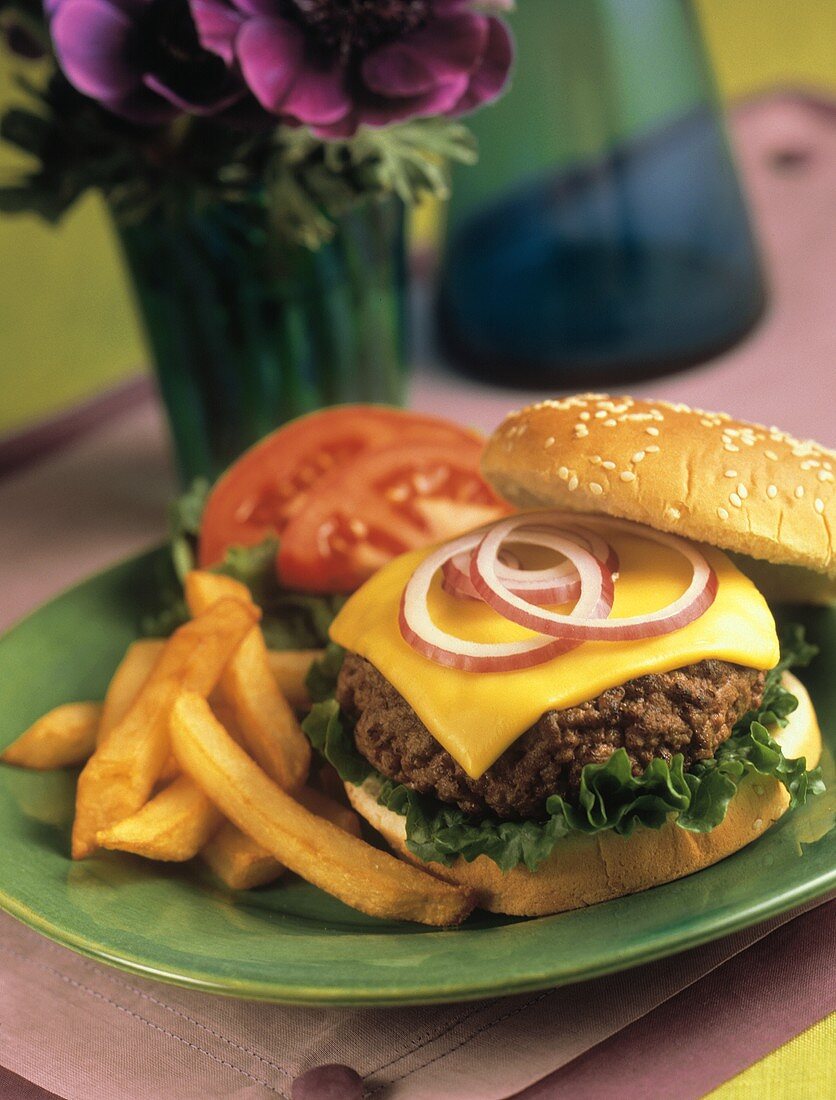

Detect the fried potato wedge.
[
  {"left": 185, "top": 571, "right": 311, "bottom": 791},
  {"left": 265, "top": 649, "right": 324, "bottom": 711},
  {"left": 201, "top": 822, "right": 285, "bottom": 891},
  {"left": 72, "top": 598, "right": 258, "bottom": 859},
  {"left": 97, "top": 775, "right": 223, "bottom": 861},
  {"left": 1, "top": 702, "right": 102, "bottom": 770},
  {"left": 171, "top": 693, "right": 475, "bottom": 926},
  {"left": 99, "top": 639, "right": 165, "bottom": 742}
]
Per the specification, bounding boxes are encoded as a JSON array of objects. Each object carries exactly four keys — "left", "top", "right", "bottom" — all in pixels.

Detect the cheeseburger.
[{"left": 303, "top": 396, "right": 829, "bottom": 916}]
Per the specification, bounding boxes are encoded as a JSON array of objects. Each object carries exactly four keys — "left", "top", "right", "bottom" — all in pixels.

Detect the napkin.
[{"left": 0, "top": 900, "right": 831, "bottom": 1100}]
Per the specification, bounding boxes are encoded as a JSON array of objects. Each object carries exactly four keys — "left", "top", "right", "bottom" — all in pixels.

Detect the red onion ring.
[
  {"left": 399, "top": 529, "right": 612, "bottom": 672},
  {"left": 441, "top": 527, "right": 618, "bottom": 606},
  {"left": 470, "top": 513, "right": 717, "bottom": 643}
]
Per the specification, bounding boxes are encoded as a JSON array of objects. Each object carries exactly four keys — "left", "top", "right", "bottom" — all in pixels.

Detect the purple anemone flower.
[
  {"left": 48, "top": 0, "right": 250, "bottom": 125},
  {"left": 189, "top": 0, "right": 514, "bottom": 137}
]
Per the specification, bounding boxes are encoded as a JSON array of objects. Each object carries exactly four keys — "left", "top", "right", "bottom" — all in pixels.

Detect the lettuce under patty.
[{"left": 301, "top": 628, "right": 825, "bottom": 872}]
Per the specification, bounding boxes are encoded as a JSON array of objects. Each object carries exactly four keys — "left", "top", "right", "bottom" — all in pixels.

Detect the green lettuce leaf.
[
  {"left": 301, "top": 631, "right": 825, "bottom": 872},
  {"left": 142, "top": 480, "right": 342, "bottom": 649}
]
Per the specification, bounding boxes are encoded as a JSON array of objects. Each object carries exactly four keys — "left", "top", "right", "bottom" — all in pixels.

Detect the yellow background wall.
[{"left": 0, "top": 0, "right": 834, "bottom": 434}]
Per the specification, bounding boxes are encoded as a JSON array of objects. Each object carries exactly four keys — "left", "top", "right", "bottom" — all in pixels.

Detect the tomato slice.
[
  {"left": 198, "top": 405, "right": 488, "bottom": 569},
  {"left": 278, "top": 441, "right": 511, "bottom": 593}
]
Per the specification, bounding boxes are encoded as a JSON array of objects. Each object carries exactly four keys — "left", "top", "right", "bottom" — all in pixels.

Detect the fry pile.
[{"left": 1, "top": 572, "right": 473, "bottom": 926}]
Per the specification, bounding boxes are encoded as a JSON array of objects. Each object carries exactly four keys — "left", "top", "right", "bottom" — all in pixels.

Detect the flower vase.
[{"left": 116, "top": 195, "right": 407, "bottom": 483}]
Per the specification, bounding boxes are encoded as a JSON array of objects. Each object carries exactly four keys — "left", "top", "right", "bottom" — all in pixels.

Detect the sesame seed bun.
[
  {"left": 481, "top": 394, "right": 836, "bottom": 601},
  {"left": 346, "top": 673, "right": 821, "bottom": 917}
]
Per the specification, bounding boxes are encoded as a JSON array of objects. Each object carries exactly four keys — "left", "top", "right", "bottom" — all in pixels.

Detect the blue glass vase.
[{"left": 438, "top": 0, "right": 765, "bottom": 386}]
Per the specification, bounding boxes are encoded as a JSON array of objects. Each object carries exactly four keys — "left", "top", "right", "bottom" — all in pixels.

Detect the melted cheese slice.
[{"left": 330, "top": 527, "right": 779, "bottom": 779}]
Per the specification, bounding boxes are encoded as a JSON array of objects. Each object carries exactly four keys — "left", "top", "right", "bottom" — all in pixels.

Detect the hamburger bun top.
[{"left": 482, "top": 394, "right": 836, "bottom": 582}]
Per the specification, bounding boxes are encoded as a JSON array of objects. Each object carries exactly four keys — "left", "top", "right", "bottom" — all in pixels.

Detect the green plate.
[{"left": 0, "top": 549, "right": 834, "bottom": 1006}]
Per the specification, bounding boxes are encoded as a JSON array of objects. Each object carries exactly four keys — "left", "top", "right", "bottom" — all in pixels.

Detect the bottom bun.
[{"left": 344, "top": 673, "right": 822, "bottom": 917}]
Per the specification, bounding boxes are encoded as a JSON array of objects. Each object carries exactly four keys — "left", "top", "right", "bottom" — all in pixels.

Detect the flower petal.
[
  {"left": 189, "top": 0, "right": 244, "bottom": 65},
  {"left": 281, "top": 61, "right": 352, "bottom": 126},
  {"left": 51, "top": 0, "right": 140, "bottom": 100},
  {"left": 452, "top": 16, "right": 513, "bottom": 114},
  {"left": 357, "top": 75, "right": 470, "bottom": 128},
  {"left": 362, "top": 13, "right": 488, "bottom": 98},
  {"left": 237, "top": 18, "right": 351, "bottom": 125},
  {"left": 235, "top": 17, "right": 305, "bottom": 113}
]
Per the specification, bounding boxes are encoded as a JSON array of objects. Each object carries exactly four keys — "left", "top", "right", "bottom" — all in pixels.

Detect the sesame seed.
[
  {"left": 819, "top": 470, "right": 834, "bottom": 483},
  {"left": 815, "top": 498, "right": 825, "bottom": 514},
  {"left": 729, "top": 492, "right": 743, "bottom": 508},
  {"left": 558, "top": 466, "right": 569, "bottom": 480},
  {"left": 620, "top": 471, "right": 636, "bottom": 482},
  {"left": 646, "top": 445, "right": 660, "bottom": 453},
  {"left": 665, "top": 506, "right": 682, "bottom": 521},
  {"left": 717, "top": 507, "right": 730, "bottom": 520},
  {"left": 767, "top": 484, "right": 778, "bottom": 499},
  {"left": 795, "top": 485, "right": 805, "bottom": 499},
  {"left": 579, "top": 411, "right": 591, "bottom": 421},
  {"left": 589, "top": 482, "right": 604, "bottom": 495},
  {"left": 724, "top": 443, "right": 740, "bottom": 452},
  {"left": 574, "top": 425, "right": 589, "bottom": 438},
  {"left": 645, "top": 426, "right": 660, "bottom": 436},
  {"left": 568, "top": 475, "right": 579, "bottom": 491},
  {"left": 765, "top": 449, "right": 779, "bottom": 462},
  {"left": 724, "top": 470, "right": 737, "bottom": 478},
  {"left": 737, "top": 483, "right": 749, "bottom": 499},
  {"left": 544, "top": 435, "right": 556, "bottom": 448},
  {"left": 603, "top": 418, "right": 617, "bottom": 427},
  {"left": 700, "top": 417, "right": 714, "bottom": 427},
  {"left": 632, "top": 451, "right": 646, "bottom": 463},
  {"left": 590, "top": 455, "right": 602, "bottom": 465},
  {"left": 602, "top": 460, "right": 616, "bottom": 470},
  {"left": 594, "top": 410, "right": 607, "bottom": 419}
]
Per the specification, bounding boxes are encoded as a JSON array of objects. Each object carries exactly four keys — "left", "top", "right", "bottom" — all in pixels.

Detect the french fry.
[
  {"left": 96, "top": 775, "right": 223, "bottom": 861},
  {"left": 1, "top": 702, "right": 102, "bottom": 770},
  {"left": 185, "top": 572, "right": 311, "bottom": 791},
  {"left": 296, "top": 787, "right": 362, "bottom": 838},
  {"left": 72, "top": 597, "right": 258, "bottom": 859},
  {"left": 99, "top": 639, "right": 165, "bottom": 741},
  {"left": 171, "top": 693, "right": 475, "bottom": 926},
  {"left": 100, "top": 640, "right": 180, "bottom": 782},
  {"left": 201, "top": 822, "right": 285, "bottom": 890},
  {"left": 198, "top": 752, "right": 359, "bottom": 888},
  {"left": 266, "top": 649, "right": 323, "bottom": 710}
]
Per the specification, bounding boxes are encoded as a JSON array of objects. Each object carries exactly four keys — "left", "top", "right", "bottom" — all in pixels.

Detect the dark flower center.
[
  {"left": 136, "top": 0, "right": 232, "bottom": 105},
  {"left": 287, "top": 0, "right": 430, "bottom": 56}
]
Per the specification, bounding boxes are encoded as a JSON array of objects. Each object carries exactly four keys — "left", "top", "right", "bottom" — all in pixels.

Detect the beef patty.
[{"left": 336, "top": 654, "right": 765, "bottom": 820}]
